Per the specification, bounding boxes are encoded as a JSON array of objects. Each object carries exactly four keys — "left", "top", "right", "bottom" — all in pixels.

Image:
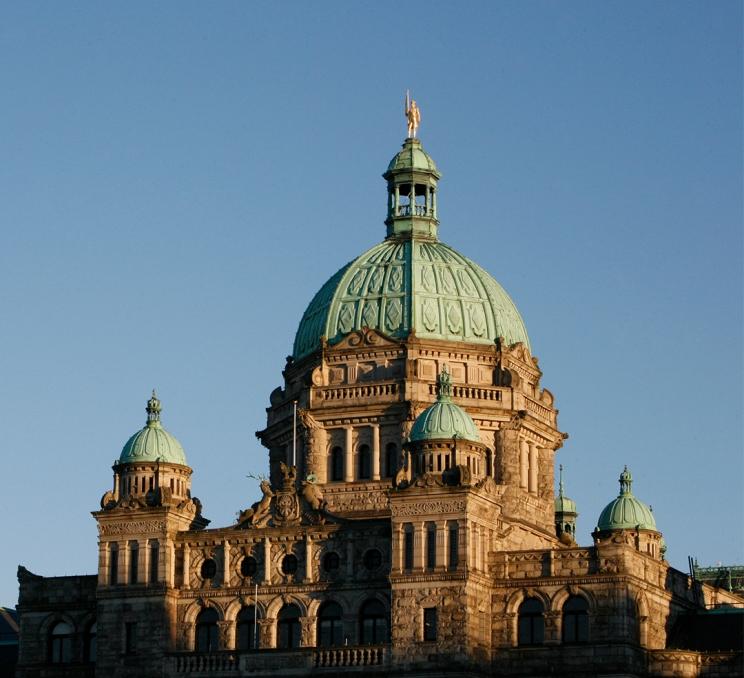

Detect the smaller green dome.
[
  {"left": 119, "top": 391, "right": 187, "bottom": 466},
  {"left": 597, "top": 466, "right": 656, "bottom": 532},
  {"left": 555, "top": 465, "right": 577, "bottom": 514},
  {"left": 410, "top": 369, "right": 481, "bottom": 444},
  {"left": 386, "top": 138, "right": 440, "bottom": 175}
]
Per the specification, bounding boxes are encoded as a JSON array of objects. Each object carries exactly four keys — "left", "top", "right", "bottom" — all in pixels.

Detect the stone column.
[
  {"left": 223, "top": 539, "right": 231, "bottom": 587},
  {"left": 371, "top": 424, "right": 381, "bottom": 480},
  {"left": 182, "top": 544, "right": 190, "bottom": 589},
  {"left": 519, "top": 440, "right": 529, "bottom": 490},
  {"left": 393, "top": 523, "right": 403, "bottom": 572},
  {"left": 436, "top": 521, "right": 447, "bottom": 571},
  {"left": 316, "top": 428, "right": 328, "bottom": 484},
  {"left": 257, "top": 619, "right": 275, "bottom": 649},
  {"left": 97, "top": 542, "right": 107, "bottom": 586},
  {"left": 528, "top": 443, "right": 538, "bottom": 494},
  {"left": 414, "top": 522, "right": 425, "bottom": 571},
  {"left": 263, "top": 538, "right": 271, "bottom": 584},
  {"left": 300, "top": 617, "right": 316, "bottom": 647},
  {"left": 166, "top": 541, "right": 175, "bottom": 587},
  {"left": 217, "top": 620, "right": 233, "bottom": 650},
  {"left": 344, "top": 426, "right": 354, "bottom": 482},
  {"left": 138, "top": 538, "right": 147, "bottom": 583},
  {"left": 305, "top": 535, "right": 313, "bottom": 583},
  {"left": 119, "top": 540, "right": 128, "bottom": 585}
]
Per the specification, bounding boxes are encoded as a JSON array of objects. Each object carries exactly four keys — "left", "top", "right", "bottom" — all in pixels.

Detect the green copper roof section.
[
  {"left": 597, "top": 466, "right": 657, "bottom": 532},
  {"left": 292, "top": 238, "right": 530, "bottom": 359},
  {"left": 386, "top": 138, "right": 440, "bottom": 174},
  {"left": 409, "top": 369, "right": 481, "bottom": 443},
  {"left": 118, "top": 391, "right": 187, "bottom": 466}
]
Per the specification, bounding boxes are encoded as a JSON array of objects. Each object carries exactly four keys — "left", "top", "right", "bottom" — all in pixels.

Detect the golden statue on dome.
[{"left": 405, "top": 90, "right": 421, "bottom": 138}]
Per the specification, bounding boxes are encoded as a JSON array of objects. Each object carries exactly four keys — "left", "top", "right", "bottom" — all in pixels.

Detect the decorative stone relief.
[
  {"left": 98, "top": 520, "right": 166, "bottom": 535},
  {"left": 392, "top": 499, "right": 466, "bottom": 516}
]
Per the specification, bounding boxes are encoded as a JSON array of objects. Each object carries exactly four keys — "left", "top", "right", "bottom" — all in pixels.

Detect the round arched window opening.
[
  {"left": 200, "top": 558, "right": 217, "bottom": 580},
  {"left": 363, "top": 548, "right": 382, "bottom": 571},
  {"left": 322, "top": 552, "right": 340, "bottom": 572},
  {"left": 282, "top": 554, "right": 298, "bottom": 575},
  {"left": 240, "top": 556, "right": 258, "bottom": 578}
]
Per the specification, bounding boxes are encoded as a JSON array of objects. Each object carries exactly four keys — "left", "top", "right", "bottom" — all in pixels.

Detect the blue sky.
[{"left": 0, "top": 2, "right": 741, "bottom": 605}]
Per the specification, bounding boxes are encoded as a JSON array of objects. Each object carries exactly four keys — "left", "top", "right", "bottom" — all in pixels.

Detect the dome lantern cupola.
[{"left": 554, "top": 465, "right": 578, "bottom": 544}]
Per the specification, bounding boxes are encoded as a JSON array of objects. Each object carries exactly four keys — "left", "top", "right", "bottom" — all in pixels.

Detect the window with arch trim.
[
  {"left": 317, "top": 601, "right": 344, "bottom": 647},
  {"left": 195, "top": 608, "right": 219, "bottom": 652},
  {"left": 49, "top": 621, "right": 73, "bottom": 663},
  {"left": 277, "top": 604, "right": 301, "bottom": 649},
  {"left": 517, "top": 598, "right": 544, "bottom": 646},
  {"left": 330, "top": 446, "right": 344, "bottom": 481},
  {"left": 236, "top": 606, "right": 259, "bottom": 650},
  {"left": 85, "top": 621, "right": 97, "bottom": 663},
  {"left": 359, "top": 599, "right": 388, "bottom": 644},
  {"left": 562, "top": 595, "right": 589, "bottom": 643}
]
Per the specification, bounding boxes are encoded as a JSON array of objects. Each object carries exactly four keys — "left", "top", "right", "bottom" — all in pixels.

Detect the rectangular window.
[
  {"left": 149, "top": 541, "right": 159, "bottom": 583},
  {"left": 426, "top": 525, "right": 437, "bottom": 569},
  {"left": 125, "top": 622, "right": 137, "bottom": 654},
  {"left": 423, "top": 607, "right": 437, "bottom": 642},
  {"left": 129, "top": 542, "right": 138, "bottom": 584},
  {"left": 404, "top": 528, "right": 414, "bottom": 571},
  {"left": 449, "top": 524, "right": 459, "bottom": 568},
  {"left": 109, "top": 545, "right": 119, "bottom": 585}
]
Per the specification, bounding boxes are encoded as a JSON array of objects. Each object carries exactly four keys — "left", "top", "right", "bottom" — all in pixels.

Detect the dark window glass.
[
  {"left": 129, "top": 542, "right": 139, "bottom": 584},
  {"left": 201, "top": 558, "right": 217, "bottom": 580},
  {"left": 85, "top": 622, "right": 97, "bottom": 663},
  {"left": 236, "top": 606, "right": 258, "bottom": 650},
  {"left": 358, "top": 444, "right": 371, "bottom": 479},
  {"left": 359, "top": 599, "right": 388, "bottom": 644},
  {"left": 384, "top": 443, "right": 397, "bottom": 478},
  {"left": 322, "top": 552, "right": 340, "bottom": 572},
  {"left": 518, "top": 598, "right": 545, "bottom": 646},
  {"left": 50, "top": 622, "right": 73, "bottom": 663},
  {"left": 363, "top": 549, "right": 382, "bottom": 571},
  {"left": 109, "top": 543, "right": 119, "bottom": 585},
  {"left": 404, "top": 528, "right": 414, "bottom": 570},
  {"left": 318, "top": 602, "right": 344, "bottom": 647},
  {"left": 448, "top": 525, "right": 459, "bottom": 568},
  {"left": 282, "top": 554, "right": 298, "bottom": 575},
  {"left": 125, "top": 621, "right": 137, "bottom": 655},
  {"left": 277, "top": 604, "right": 301, "bottom": 649},
  {"left": 241, "top": 556, "right": 258, "bottom": 578},
  {"left": 149, "top": 540, "right": 159, "bottom": 583},
  {"left": 195, "top": 609, "right": 219, "bottom": 652},
  {"left": 331, "top": 447, "right": 344, "bottom": 481},
  {"left": 562, "top": 596, "right": 589, "bottom": 643},
  {"left": 423, "top": 607, "right": 437, "bottom": 642},
  {"left": 426, "top": 524, "right": 437, "bottom": 569}
]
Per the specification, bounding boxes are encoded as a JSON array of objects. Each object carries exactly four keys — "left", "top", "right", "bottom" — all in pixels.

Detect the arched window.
[
  {"left": 201, "top": 558, "right": 217, "bottom": 580},
  {"left": 317, "top": 601, "right": 343, "bottom": 647},
  {"left": 195, "top": 608, "right": 219, "bottom": 652},
  {"left": 85, "top": 622, "right": 97, "bottom": 663},
  {"left": 236, "top": 606, "right": 258, "bottom": 651},
  {"left": 448, "top": 522, "right": 459, "bottom": 569},
  {"left": 517, "top": 598, "right": 544, "bottom": 646},
  {"left": 241, "top": 556, "right": 258, "bottom": 578},
  {"left": 282, "top": 554, "right": 298, "bottom": 575},
  {"left": 562, "top": 596, "right": 589, "bottom": 643},
  {"left": 49, "top": 621, "right": 73, "bottom": 663},
  {"left": 384, "top": 443, "right": 397, "bottom": 478},
  {"left": 129, "top": 541, "right": 139, "bottom": 584},
  {"left": 358, "top": 444, "right": 371, "bottom": 480},
  {"left": 426, "top": 523, "right": 437, "bottom": 569},
  {"left": 109, "top": 543, "right": 119, "bottom": 585},
  {"left": 277, "top": 604, "right": 301, "bottom": 649},
  {"left": 359, "top": 599, "right": 388, "bottom": 644},
  {"left": 403, "top": 525, "right": 414, "bottom": 571},
  {"left": 331, "top": 446, "right": 344, "bottom": 482}
]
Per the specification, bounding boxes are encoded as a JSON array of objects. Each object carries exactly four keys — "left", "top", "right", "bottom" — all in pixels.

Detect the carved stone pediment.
[{"left": 330, "top": 327, "right": 402, "bottom": 352}]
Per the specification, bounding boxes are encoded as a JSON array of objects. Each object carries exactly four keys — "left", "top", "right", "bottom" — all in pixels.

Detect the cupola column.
[
  {"left": 528, "top": 443, "right": 539, "bottom": 494},
  {"left": 371, "top": 424, "right": 381, "bottom": 480},
  {"left": 344, "top": 426, "right": 354, "bottom": 482},
  {"left": 519, "top": 440, "right": 529, "bottom": 490}
]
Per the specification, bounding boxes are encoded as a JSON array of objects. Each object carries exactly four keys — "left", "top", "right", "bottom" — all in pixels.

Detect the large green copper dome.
[
  {"left": 597, "top": 467, "right": 657, "bottom": 532},
  {"left": 409, "top": 369, "right": 481, "bottom": 444},
  {"left": 292, "top": 138, "right": 529, "bottom": 360},
  {"left": 119, "top": 392, "right": 187, "bottom": 466}
]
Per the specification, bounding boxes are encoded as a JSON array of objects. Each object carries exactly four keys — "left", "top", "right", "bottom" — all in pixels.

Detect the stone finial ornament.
[{"left": 146, "top": 389, "right": 161, "bottom": 422}]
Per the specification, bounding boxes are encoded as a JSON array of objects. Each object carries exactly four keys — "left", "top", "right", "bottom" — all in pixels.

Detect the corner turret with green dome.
[
  {"left": 119, "top": 391, "right": 187, "bottom": 466},
  {"left": 554, "top": 465, "right": 578, "bottom": 544}
]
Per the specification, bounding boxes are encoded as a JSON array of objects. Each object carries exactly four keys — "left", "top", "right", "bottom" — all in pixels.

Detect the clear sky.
[{"left": 0, "top": 2, "right": 741, "bottom": 605}]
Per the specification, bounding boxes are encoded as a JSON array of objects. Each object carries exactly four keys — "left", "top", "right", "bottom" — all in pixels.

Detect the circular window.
[
  {"left": 322, "top": 551, "right": 340, "bottom": 572},
  {"left": 240, "top": 556, "right": 257, "bottom": 578},
  {"left": 200, "top": 558, "right": 217, "bottom": 580},
  {"left": 281, "top": 554, "right": 298, "bottom": 575},
  {"left": 363, "top": 549, "right": 382, "bottom": 571}
]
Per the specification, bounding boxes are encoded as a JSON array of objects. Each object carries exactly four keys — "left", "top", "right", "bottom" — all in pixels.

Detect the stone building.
[{"left": 15, "top": 133, "right": 743, "bottom": 678}]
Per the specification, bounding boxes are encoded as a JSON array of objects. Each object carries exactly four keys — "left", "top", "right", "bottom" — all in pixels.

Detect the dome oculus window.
[
  {"left": 322, "top": 551, "right": 340, "bottom": 572},
  {"left": 281, "top": 554, "right": 298, "bottom": 575},
  {"left": 363, "top": 548, "right": 382, "bottom": 571},
  {"left": 240, "top": 556, "right": 258, "bottom": 578}
]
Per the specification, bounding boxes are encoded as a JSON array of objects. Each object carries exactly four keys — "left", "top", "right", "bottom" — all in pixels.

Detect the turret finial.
[
  {"left": 437, "top": 366, "right": 452, "bottom": 400},
  {"left": 146, "top": 389, "right": 161, "bottom": 423},
  {"left": 405, "top": 90, "right": 421, "bottom": 139},
  {"left": 558, "top": 464, "right": 565, "bottom": 497},
  {"left": 619, "top": 465, "right": 633, "bottom": 495}
]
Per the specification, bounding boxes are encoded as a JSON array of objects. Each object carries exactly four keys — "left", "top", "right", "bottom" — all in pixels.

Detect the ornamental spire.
[
  {"left": 619, "top": 465, "right": 633, "bottom": 495},
  {"left": 558, "top": 464, "right": 566, "bottom": 497},
  {"left": 146, "top": 389, "right": 161, "bottom": 423}
]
